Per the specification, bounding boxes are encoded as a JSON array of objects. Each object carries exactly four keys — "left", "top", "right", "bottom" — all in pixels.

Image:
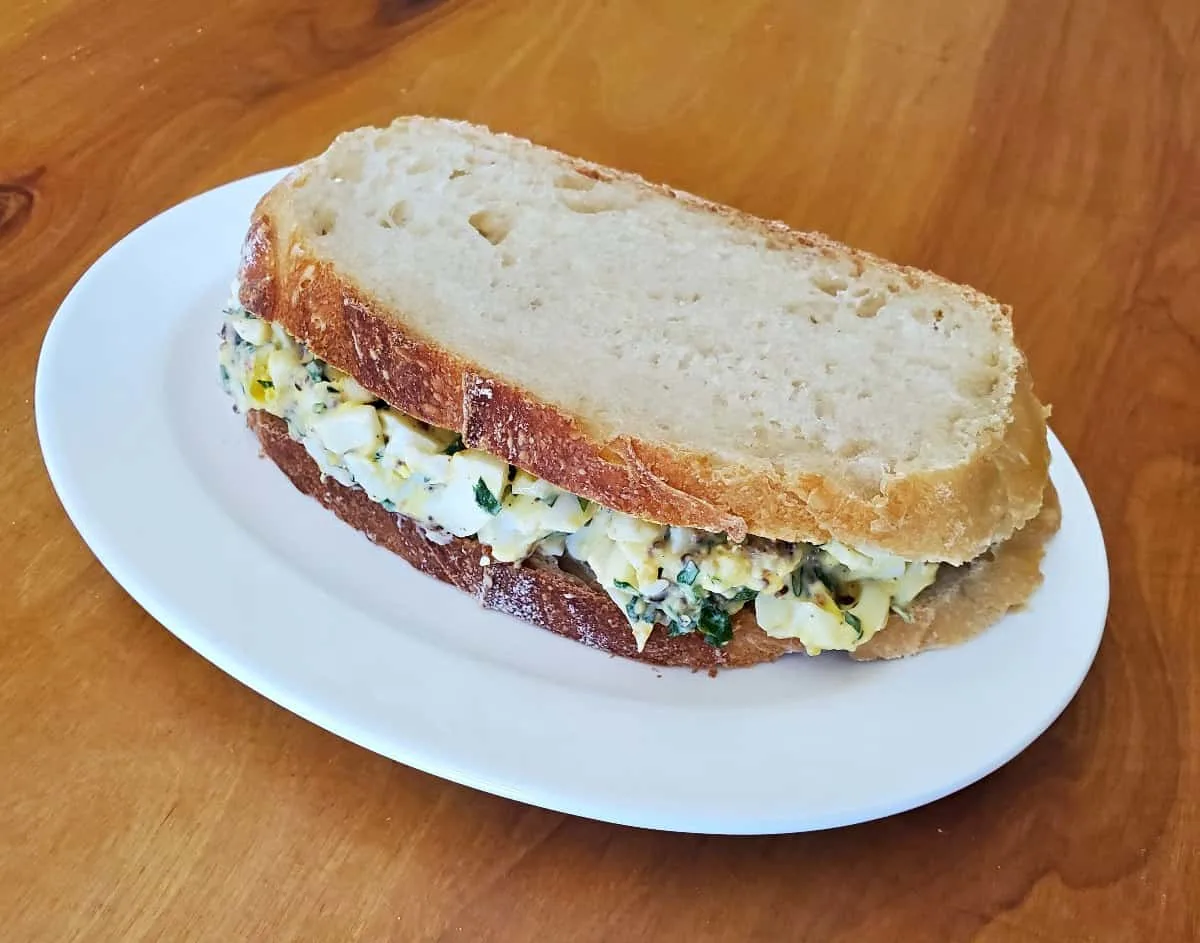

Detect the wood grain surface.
[{"left": 3, "top": 1, "right": 1198, "bottom": 940}]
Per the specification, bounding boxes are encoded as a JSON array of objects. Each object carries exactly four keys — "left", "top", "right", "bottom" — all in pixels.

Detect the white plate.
[{"left": 35, "top": 170, "right": 1109, "bottom": 835}]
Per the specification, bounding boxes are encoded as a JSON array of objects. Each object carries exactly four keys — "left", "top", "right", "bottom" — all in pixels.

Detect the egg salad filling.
[{"left": 218, "top": 303, "right": 941, "bottom": 655}]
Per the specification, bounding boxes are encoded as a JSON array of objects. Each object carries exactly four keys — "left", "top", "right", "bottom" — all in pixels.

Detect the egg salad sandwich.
[{"left": 218, "top": 116, "right": 1061, "bottom": 670}]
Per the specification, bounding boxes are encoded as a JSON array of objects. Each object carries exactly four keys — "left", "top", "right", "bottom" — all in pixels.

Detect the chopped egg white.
[
  {"left": 821, "top": 540, "right": 908, "bottom": 581},
  {"left": 312, "top": 404, "right": 382, "bottom": 455}
]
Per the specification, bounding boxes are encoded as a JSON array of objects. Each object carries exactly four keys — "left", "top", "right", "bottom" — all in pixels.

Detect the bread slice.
[
  {"left": 238, "top": 117, "right": 1050, "bottom": 564},
  {"left": 248, "top": 411, "right": 1058, "bottom": 668}
]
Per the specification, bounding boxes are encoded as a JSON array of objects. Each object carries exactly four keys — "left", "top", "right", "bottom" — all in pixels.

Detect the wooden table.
[{"left": 4, "top": 1, "right": 1197, "bottom": 939}]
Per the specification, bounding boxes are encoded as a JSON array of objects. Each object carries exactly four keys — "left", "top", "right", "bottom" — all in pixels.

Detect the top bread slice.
[{"left": 238, "top": 116, "right": 1050, "bottom": 563}]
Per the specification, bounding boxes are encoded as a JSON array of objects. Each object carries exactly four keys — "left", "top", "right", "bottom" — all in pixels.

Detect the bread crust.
[
  {"left": 247, "top": 411, "right": 725, "bottom": 670},
  {"left": 247, "top": 411, "right": 1059, "bottom": 670},
  {"left": 851, "top": 483, "right": 1061, "bottom": 659},
  {"left": 238, "top": 119, "right": 1050, "bottom": 561}
]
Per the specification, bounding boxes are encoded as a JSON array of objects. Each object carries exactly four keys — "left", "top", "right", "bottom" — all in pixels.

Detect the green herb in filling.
[
  {"left": 698, "top": 600, "right": 733, "bottom": 647},
  {"left": 843, "top": 611, "right": 863, "bottom": 639},
  {"left": 473, "top": 478, "right": 502, "bottom": 515},
  {"left": 790, "top": 558, "right": 828, "bottom": 598},
  {"left": 676, "top": 559, "right": 699, "bottom": 585},
  {"left": 443, "top": 435, "right": 466, "bottom": 456}
]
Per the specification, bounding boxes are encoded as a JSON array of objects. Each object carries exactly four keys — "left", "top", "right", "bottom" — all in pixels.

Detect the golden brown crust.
[
  {"left": 630, "top": 368, "right": 1050, "bottom": 564},
  {"left": 460, "top": 374, "right": 748, "bottom": 541},
  {"left": 247, "top": 412, "right": 1059, "bottom": 670},
  {"left": 851, "top": 483, "right": 1062, "bottom": 660},
  {"left": 237, "top": 125, "right": 1051, "bottom": 561}
]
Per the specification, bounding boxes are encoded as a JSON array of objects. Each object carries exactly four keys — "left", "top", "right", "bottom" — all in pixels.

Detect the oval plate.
[{"left": 35, "top": 171, "right": 1109, "bottom": 834}]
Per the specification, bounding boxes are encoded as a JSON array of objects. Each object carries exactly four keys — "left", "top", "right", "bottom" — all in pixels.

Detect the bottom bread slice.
[{"left": 248, "top": 411, "right": 1061, "bottom": 670}]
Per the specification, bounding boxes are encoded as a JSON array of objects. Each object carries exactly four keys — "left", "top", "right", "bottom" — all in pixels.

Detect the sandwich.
[{"left": 217, "top": 116, "right": 1060, "bottom": 670}]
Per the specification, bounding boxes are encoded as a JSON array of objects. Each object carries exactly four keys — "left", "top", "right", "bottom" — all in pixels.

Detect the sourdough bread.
[{"left": 240, "top": 117, "right": 1051, "bottom": 562}]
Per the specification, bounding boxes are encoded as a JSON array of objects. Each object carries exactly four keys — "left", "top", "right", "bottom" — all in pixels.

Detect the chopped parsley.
[
  {"left": 698, "top": 600, "right": 733, "bottom": 647},
  {"left": 473, "top": 478, "right": 502, "bottom": 515},
  {"left": 843, "top": 611, "right": 863, "bottom": 639},
  {"left": 728, "top": 587, "right": 758, "bottom": 604},
  {"left": 790, "top": 558, "right": 827, "bottom": 597},
  {"left": 443, "top": 435, "right": 466, "bottom": 456},
  {"left": 381, "top": 499, "right": 398, "bottom": 512},
  {"left": 257, "top": 379, "right": 274, "bottom": 390},
  {"left": 676, "top": 559, "right": 699, "bottom": 585},
  {"left": 306, "top": 360, "right": 326, "bottom": 382},
  {"left": 613, "top": 579, "right": 635, "bottom": 592}
]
